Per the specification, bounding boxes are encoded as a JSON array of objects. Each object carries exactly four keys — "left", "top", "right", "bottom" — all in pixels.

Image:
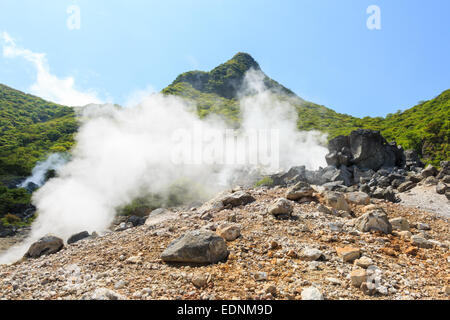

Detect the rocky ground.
[
  {"left": 0, "top": 184, "right": 448, "bottom": 300},
  {"left": 0, "top": 129, "right": 448, "bottom": 300}
]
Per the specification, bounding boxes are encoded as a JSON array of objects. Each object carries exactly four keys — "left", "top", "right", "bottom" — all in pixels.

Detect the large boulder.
[
  {"left": 325, "top": 130, "right": 405, "bottom": 171},
  {"left": 161, "top": 230, "right": 228, "bottom": 264},
  {"left": 355, "top": 210, "right": 392, "bottom": 234},
  {"left": 25, "top": 236, "right": 64, "bottom": 258}
]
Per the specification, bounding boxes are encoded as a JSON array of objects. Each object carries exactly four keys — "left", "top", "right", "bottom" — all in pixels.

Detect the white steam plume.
[
  {"left": 19, "top": 153, "right": 69, "bottom": 189},
  {"left": 0, "top": 70, "right": 327, "bottom": 264}
]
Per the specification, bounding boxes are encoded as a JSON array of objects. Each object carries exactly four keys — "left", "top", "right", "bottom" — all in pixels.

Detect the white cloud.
[{"left": 1, "top": 31, "right": 102, "bottom": 106}]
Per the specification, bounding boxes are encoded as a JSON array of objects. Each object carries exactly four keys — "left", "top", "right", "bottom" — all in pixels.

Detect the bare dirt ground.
[{"left": 0, "top": 186, "right": 448, "bottom": 300}]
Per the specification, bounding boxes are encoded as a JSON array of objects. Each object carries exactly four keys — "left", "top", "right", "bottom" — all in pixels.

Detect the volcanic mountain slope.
[
  {"left": 0, "top": 52, "right": 448, "bottom": 182},
  {"left": 162, "top": 52, "right": 450, "bottom": 166}
]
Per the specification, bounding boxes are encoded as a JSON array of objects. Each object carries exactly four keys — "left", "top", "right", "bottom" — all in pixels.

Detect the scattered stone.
[
  {"left": 192, "top": 274, "right": 209, "bottom": 288},
  {"left": 301, "top": 286, "right": 323, "bottom": 300},
  {"left": 161, "top": 230, "right": 228, "bottom": 264},
  {"left": 67, "top": 231, "right": 90, "bottom": 245},
  {"left": 264, "top": 284, "right": 277, "bottom": 295},
  {"left": 345, "top": 192, "right": 370, "bottom": 205},
  {"left": 299, "top": 248, "right": 323, "bottom": 261},
  {"left": 317, "top": 204, "right": 332, "bottom": 215},
  {"left": 436, "top": 182, "right": 447, "bottom": 195},
  {"left": 398, "top": 230, "right": 412, "bottom": 239},
  {"left": 355, "top": 210, "right": 392, "bottom": 234},
  {"left": 255, "top": 272, "right": 268, "bottom": 281},
  {"left": 421, "top": 164, "right": 438, "bottom": 179},
  {"left": 323, "top": 191, "right": 351, "bottom": 212},
  {"left": 444, "top": 286, "right": 450, "bottom": 295},
  {"left": 286, "top": 182, "right": 314, "bottom": 201},
  {"left": 221, "top": 191, "right": 255, "bottom": 208},
  {"left": 268, "top": 198, "right": 293, "bottom": 218},
  {"left": 125, "top": 255, "right": 143, "bottom": 264},
  {"left": 361, "top": 282, "right": 377, "bottom": 296},
  {"left": 389, "top": 217, "right": 410, "bottom": 231},
  {"left": 350, "top": 269, "right": 367, "bottom": 287},
  {"left": 398, "top": 181, "right": 416, "bottom": 193},
  {"left": 325, "top": 277, "right": 342, "bottom": 286},
  {"left": 354, "top": 256, "right": 373, "bottom": 269},
  {"left": 86, "top": 288, "right": 126, "bottom": 300},
  {"left": 336, "top": 246, "right": 361, "bottom": 263},
  {"left": 24, "top": 236, "right": 64, "bottom": 259},
  {"left": 216, "top": 223, "right": 241, "bottom": 241},
  {"left": 127, "top": 215, "right": 146, "bottom": 227},
  {"left": 405, "top": 246, "right": 418, "bottom": 256},
  {"left": 423, "top": 176, "right": 438, "bottom": 185},
  {"left": 417, "top": 223, "right": 431, "bottom": 231},
  {"left": 411, "top": 235, "right": 433, "bottom": 249},
  {"left": 114, "top": 280, "right": 127, "bottom": 289}
]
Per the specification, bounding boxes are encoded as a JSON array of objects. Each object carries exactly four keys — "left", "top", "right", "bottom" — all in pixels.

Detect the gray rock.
[
  {"left": 221, "top": 191, "right": 255, "bottom": 208},
  {"left": 345, "top": 191, "right": 370, "bottom": 205},
  {"left": 355, "top": 210, "right": 392, "bottom": 234},
  {"left": 423, "top": 176, "right": 438, "bottom": 185},
  {"left": 25, "top": 236, "right": 64, "bottom": 259},
  {"left": 286, "top": 182, "right": 314, "bottom": 201},
  {"left": 389, "top": 217, "right": 409, "bottom": 231},
  {"left": 299, "top": 248, "right": 323, "bottom": 261},
  {"left": 330, "top": 165, "right": 353, "bottom": 186},
  {"left": 417, "top": 223, "right": 431, "bottom": 231},
  {"left": 161, "top": 230, "right": 228, "bottom": 264},
  {"left": 421, "top": 164, "right": 438, "bottom": 179},
  {"left": 411, "top": 235, "right": 433, "bottom": 249},
  {"left": 371, "top": 186, "right": 397, "bottom": 203},
  {"left": 436, "top": 182, "right": 447, "bottom": 195},
  {"left": 268, "top": 198, "right": 293, "bottom": 218},
  {"left": 67, "top": 231, "right": 90, "bottom": 245},
  {"left": 404, "top": 149, "right": 424, "bottom": 169},
  {"left": 323, "top": 191, "right": 351, "bottom": 212},
  {"left": 398, "top": 181, "right": 416, "bottom": 192}
]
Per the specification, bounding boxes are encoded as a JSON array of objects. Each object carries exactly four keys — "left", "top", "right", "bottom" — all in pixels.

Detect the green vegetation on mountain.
[{"left": 0, "top": 84, "right": 78, "bottom": 177}]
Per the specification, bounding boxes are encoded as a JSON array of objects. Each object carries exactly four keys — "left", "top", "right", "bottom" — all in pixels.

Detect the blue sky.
[{"left": 0, "top": 0, "right": 449, "bottom": 116}]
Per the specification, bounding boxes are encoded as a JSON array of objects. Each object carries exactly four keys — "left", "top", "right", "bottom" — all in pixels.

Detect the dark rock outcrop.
[{"left": 326, "top": 130, "right": 405, "bottom": 171}]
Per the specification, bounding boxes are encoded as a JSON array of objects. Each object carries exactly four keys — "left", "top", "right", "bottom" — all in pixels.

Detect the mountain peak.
[
  {"left": 168, "top": 52, "right": 290, "bottom": 99},
  {"left": 226, "top": 52, "right": 261, "bottom": 71}
]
